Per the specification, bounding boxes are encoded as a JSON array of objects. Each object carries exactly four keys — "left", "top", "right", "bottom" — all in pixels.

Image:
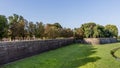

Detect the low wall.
[
  {"left": 0, "top": 38, "right": 74, "bottom": 65},
  {"left": 83, "top": 38, "right": 117, "bottom": 45}
]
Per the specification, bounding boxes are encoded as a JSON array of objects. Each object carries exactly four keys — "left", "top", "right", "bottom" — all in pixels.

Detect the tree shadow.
[
  {"left": 60, "top": 44, "right": 101, "bottom": 68},
  {"left": 0, "top": 44, "right": 101, "bottom": 68}
]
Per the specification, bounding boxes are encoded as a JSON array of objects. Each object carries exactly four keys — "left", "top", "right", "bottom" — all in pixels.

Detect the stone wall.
[
  {"left": 0, "top": 38, "right": 74, "bottom": 65},
  {"left": 83, "top": 38, "right": 117, "bottom": 45}
]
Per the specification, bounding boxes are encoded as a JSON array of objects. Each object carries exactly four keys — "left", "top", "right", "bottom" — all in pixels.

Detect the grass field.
[
  {"left": 1, "top": 43, "right": 120, "bottom": 68},
  {"left": 114, "top": 46, "right": 120, "bottom": 58}
]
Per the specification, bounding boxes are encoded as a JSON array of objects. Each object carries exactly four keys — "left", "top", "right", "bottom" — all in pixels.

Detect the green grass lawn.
[
  {"left": 1, "top": 43, "right": 120, "bottom": 68},
  {"left": 114, "top": 46, "right": 120, "bottom": 58}
]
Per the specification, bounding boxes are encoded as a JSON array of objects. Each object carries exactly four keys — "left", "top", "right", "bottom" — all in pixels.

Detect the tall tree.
[
  {"left": 81, "top": 22, "right": 96, "bottom": 38},
  {"left": 8, "top": 14, "right": 20, "bottom": 40},
  {"left": 44, "top": 24, "right": 59, "bottom": 39},
  {"left": 28, "top": 22, "right": 36, "bottom": 38},
  {"left": 35, "top": 22, "right": 44, "bottom": 38},
  {"left": 18, "top": 17, "right": 28, "bottom": 40},
  {"left": 118, "top": 36, "right": 120, "bottom": 39},
  {"left": 60, "top": 28, "right": 73, "bottom": 38},
  {"left": 93, "top": 25, "right": 105, "bottom": 38},
  {"left": 8, "top": 14, "right": 27, "bottom": 40},
  {"left": 74, "top": 28, "right": 84, "bottom": 39},
  {"left": 105, "top": 24, "right": 118, "bottom": 37},
  {"left": 0, "top": 15, "right": 8, "bottom": 40},
  {"left": 53, "top": 23, "right": 62, "bottom": 28}
]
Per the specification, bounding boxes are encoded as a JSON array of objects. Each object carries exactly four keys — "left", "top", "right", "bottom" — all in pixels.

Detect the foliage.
[
  {"left": 35, "top": 22, "right": 44, "bottom": 38},
  {"left": 105, "top": 24, "right": 118, "bottom": 37},
  {"left": 53, "top": 23, "right": 62, "bottom": 28},
  {"left": 8, "top": 14, "right": 27, "bottom": 40},
  {"left": 44, "top": 23, "right": 73, "bottom": 39},
  {"left": 28, "top": 22, "right": 36, "bottom": 38},
  {"left": 81, "top": 22, "right": 96, "bottom": 38},
  {"left": 0, "top": 14, "right": 119, "bottom": 40},
  {"left": 118, "top": 36, "right": 120, "bottom": 39},
  {"left": 17, "top": 17, "right": 28, "bottom": 40},
  {"left": 44, "top": 24, "right": 60, "bottom": 39},
  {"left": 93, "top": 25, "right": 105, "bottom": 38},
  {"left": 79, "top": 22, "right": 118, "bottom": 38},
  {"left": 60, "top": 28, "right": 73, "bottom": 38},
  {"left": 74, "top": 28, "right": 84, "bottom": 39},
  {"left": 0, "top": 15, "right": 8, "bottom": 40}
]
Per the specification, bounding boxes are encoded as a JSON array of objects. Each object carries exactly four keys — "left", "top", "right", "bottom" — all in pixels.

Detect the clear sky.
[{"left": 0, "top": 0, "right": 120, "bottom": 34}]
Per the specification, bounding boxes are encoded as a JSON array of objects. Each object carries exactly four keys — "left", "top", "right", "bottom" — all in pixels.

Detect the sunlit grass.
[
  {"left": 1, "top": 43, "right": 120, "bottom": 68},
  {"left": 114, "top": 47, "right": 120, "bottom": 58}
]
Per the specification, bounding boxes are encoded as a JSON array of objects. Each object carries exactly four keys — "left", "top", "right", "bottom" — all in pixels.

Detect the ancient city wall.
[
  {"left": 0, "top": 38, "right": 117, "bottom": 65},
  {"left": 0, "top": 38, "right": 74, "bottom": 65},
  {"left": 84, "top": 38, "right": 117, "bottom": 45}
]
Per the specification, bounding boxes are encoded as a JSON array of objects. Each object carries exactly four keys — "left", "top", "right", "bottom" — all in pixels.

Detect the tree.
[
  {"left": 60, "top": 28, "right": 73, "bottom": 38},
  {"left": 53, "top": 23, "right": 62, "bottom": 28},
  {"left": 105, "top": 24, "right": 118, "bottom": 37},
  {"left": 28, "top": 22, "right": 36, "bottom": 38},
  {"left": 18, "top": 17, "right": 28, "bottom": 40},
  {"left": 74, "top": 28, "right": 84, "bottom": 39},
  {"left": 0, "top": 15, "right": 8, "bottom": 40},
  {"left": 93, "top": 25, "right": 105, "bottom": 38},
  {"left": 118, "top": 36, "right": 120, "bottom": 39},
  {"left": 35, "top": 22, "right": 44, "bottom": 38},
  {"left": 8, "top": 14, "right": 20, "bottom": 40},
  {"left": 44, "top": 24, "right": 59, "bottom": 39},
  {"left": 44, "top": 23, "right": 64, "bottom": 39},
  {"left": 80, "top": 22, "right": 119, "bottom": 38},
  {"left": 8, "top": 14, "right": 28, "bottom": 40},
  {"left": 81, "top": 22, "right": 96, "bottom": 38}
]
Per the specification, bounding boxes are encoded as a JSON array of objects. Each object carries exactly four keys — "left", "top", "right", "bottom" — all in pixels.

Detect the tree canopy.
[
  {"left": 0, "top": 15, "right": 8, "bottom": 40},
  {"left": 105, "top": 24, "right": 118, "bottom": 37},
  {"left": 75, "top": 22, "right": 118, "bottom": 39},
  {"left": 0, "top": 14, "right": 119, "bottom": 41}
]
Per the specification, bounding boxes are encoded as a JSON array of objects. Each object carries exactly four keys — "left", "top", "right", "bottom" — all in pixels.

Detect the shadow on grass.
[
  {"left": 59, "top": 44, "right": 101, "bottom": 68},
  {"left": 1, "top": 44, "right": 101, "bottom": 68}
]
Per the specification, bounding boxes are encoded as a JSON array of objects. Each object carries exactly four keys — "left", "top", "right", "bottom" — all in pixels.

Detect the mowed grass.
[
  {"left": 1, "top": 43, "right": 120, "bottom": 68},
  {"left": 114, "top": 46, "right": 120, "bottom": 58}
]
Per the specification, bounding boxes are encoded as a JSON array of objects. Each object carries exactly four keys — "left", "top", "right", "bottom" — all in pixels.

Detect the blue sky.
[{"left": 0, "top": 0, "right": 120, "bottom": 34}]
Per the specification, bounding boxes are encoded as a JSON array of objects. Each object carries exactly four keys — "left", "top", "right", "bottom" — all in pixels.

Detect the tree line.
[
  {"left": 74, "top": 22, "right": 118, "bottom": 39},
  {"left": 0, "top": 14, "right": 73, "bottom": 41},
  {"left": 0, "top": 14, "right": 118, "bottom": 41}
]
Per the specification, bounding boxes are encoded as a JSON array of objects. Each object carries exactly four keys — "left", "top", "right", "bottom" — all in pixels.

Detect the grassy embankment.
[{"left": 1, "top": 43, "right": 120, "bottom": 68}]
